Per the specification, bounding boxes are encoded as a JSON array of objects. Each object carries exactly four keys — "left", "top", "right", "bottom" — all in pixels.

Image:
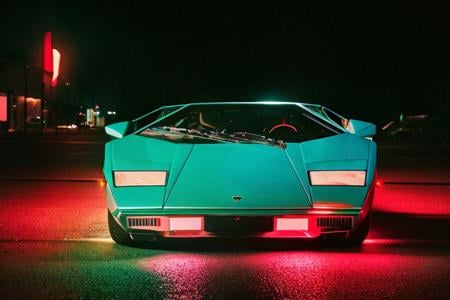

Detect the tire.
[
  {"left": 108, "top": 210, "right": 133, "bottom": 246},
  {"left": 345, "top": 214, "right": 370, "bottom": 246}
]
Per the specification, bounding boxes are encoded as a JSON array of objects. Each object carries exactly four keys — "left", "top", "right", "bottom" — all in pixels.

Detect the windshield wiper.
[
  {"left": 146, "top": 126, "right": 239, "bottom": 143},
  {"left": 143, "top": 127, "right": 286, "bottom": 148},
  {"left": 229, "top": 131, "right": 286, "bottom": 149}
]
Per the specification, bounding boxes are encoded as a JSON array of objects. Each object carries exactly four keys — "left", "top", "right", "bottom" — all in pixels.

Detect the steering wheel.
[{"left": 269, "top": 123, "right": 298, "bottom": 134}]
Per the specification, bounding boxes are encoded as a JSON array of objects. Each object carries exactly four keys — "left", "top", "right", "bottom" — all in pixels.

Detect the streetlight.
[{"left": 65, "top": 81, "right": 70, "bottom": 127}]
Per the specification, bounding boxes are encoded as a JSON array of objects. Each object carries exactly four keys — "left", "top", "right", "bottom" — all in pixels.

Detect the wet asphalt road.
[
  {"left": 1, "top": 238, "right": 449, "bottom": 299},
  {"left": 0, "top": 131, "right": 449, "bottom": 299}
]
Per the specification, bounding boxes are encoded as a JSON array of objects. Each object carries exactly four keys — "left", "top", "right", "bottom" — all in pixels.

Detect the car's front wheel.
[
  {"left": 108, "top": 210, "right": 133, "bottom": 246},
  {"left": 319, "top": 214, "right": 370, "bottom": 246},
  {"left": 345, "top": 214, "right": 370, "bottom": 246}
]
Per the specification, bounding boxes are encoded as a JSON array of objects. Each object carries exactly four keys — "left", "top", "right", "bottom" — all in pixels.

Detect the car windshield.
[{"left": 139, "top": 104, "right": 340, "bottom": 143}]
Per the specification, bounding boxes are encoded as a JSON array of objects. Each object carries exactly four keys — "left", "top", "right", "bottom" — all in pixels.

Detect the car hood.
[{"left": 163, "top": 143, "right": 312, "bottom": 209}]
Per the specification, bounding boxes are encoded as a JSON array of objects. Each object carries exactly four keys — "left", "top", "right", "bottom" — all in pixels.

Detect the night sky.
[{"left": 1, "top": 1, "right": 449, "bottom": 122}]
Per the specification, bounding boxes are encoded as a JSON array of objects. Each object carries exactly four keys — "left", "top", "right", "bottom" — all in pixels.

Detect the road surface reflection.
[{"left": 136, "top": 242, "right": 449, "bottom": 299}]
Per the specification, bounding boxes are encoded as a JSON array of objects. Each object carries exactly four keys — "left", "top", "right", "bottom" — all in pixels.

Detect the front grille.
[
  {"left": 317, "top": 216, "right": 353, "bottom": 229},
  {"left": 127, "top": 217, "right": 161, "bottom": 228},
  {"left": 204, "top": 216, "right": 273, "bottom": 233}
]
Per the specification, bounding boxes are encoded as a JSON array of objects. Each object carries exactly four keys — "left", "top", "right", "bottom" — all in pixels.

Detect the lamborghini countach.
[{"left": 103, "top": 102, "right": 376, "bottom": 246}]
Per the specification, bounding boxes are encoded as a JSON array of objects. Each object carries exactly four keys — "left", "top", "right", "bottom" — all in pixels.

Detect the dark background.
[{"left": 1, "top": 1, "right": 448, "bottom": 122}]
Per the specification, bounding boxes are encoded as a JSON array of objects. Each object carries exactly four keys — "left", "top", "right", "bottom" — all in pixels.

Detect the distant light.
[
  {"left": 0, "top": 94, "right": 7, "bottom": 122},
  {"left": 107, "top": 111, "right": 116, "bottom": 115},
  {"left": 56, "top": 124, "right": 78, "bottom": 129},
  {"left": 51, "top": 49, "right": 61, "bottom": 87},
  {"left": 405, "top": 114, "right": 428, "bottom": 120},
  {"left": 94, "top": 111, "right": 100, "bottom": 116},
  {"left": 381, "top": 120, "right": 395, "bottom": 131}
]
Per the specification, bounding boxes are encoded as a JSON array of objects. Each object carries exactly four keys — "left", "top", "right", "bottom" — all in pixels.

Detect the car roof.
[{"left": 159, "top": 101, "right": 319, "bottom": 110}]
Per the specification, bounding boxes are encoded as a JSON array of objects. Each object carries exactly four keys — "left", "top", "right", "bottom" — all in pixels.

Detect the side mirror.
[
  {"left": 348, "top": 119, "right": 376, "bottom": 138},
  {"left": 105, "top": 121, "right": 130, "bottom": 139}
]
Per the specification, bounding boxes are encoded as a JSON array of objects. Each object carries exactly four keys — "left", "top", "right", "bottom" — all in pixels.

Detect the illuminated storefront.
[{"left": 0, "top": 32, "right": 60, "bottom": 132}]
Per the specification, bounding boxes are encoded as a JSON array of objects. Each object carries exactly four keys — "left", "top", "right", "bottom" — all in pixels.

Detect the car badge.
[{"left": 232, "top": 195, "right": 242, "bottom": 202}]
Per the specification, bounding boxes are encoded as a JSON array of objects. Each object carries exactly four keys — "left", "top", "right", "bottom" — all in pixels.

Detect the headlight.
[
  {"left": 113, "top": 171, "right": 167, "bottom": 187},
  {"left": 309, "top": 170, "right": 366, "bottom": 186}
]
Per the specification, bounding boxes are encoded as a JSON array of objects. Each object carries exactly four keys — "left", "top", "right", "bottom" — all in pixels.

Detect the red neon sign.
[
  {"left": 0, "top": 94, "right": 7, "bottom": 122},
  {"left": 42, "top": 32, "right": 61, "bottom": 87},
  {"left": 51, "top": 49, "right": 61, "bottom": 87},
  {"left": 42, "top": 32, "right": 53, "bottom": 85}
]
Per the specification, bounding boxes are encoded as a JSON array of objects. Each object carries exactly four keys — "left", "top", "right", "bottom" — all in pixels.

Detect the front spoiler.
[
  {"left": 130, "top": 230, "right": 350, "bottom": 241},
  {"left": 119, "top": 213, "right": 361, "bottom": 240}
]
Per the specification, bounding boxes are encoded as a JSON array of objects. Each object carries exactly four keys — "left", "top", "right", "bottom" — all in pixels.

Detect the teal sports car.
[{"left": 103, "top": 102, "right": 376, "bottom": 246}]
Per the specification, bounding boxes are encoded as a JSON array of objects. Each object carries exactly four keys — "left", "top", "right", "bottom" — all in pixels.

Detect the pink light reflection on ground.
[
  {"left": 0, "top": 181, "right": 106, "bottom": 240},
  {"left": 137, "top": 254, "right": 219, "bottom": 299},
  {"left": 373, "top": 184, "right": 450, "bottom": 215},
  {"left": 137, "top": 249, "right": 449, "bottom": 299}
]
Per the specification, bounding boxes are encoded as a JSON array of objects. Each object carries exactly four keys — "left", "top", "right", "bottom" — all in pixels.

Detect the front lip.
[{"left": 131, "top": 231, "right": 326, "bottom": 239}]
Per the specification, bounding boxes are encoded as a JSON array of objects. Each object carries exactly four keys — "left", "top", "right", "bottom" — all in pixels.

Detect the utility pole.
[
  {"left": 55, "top": 85, "right": 58, "bottom": 134},
  {"left": 40, "top": 71, "right": 44, "bottom": 133},
  {"left": 65, "top": 81, "right": 70, "bottom": 127},
  {"left": 23, "top": 65, "right": 29, "bottom": 132}
]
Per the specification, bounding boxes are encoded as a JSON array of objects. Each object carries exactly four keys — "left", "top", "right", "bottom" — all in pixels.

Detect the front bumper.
[
  {"left": 113, "top": 212, "right": 363, "bottom": 240},
  {"left": 106, "top": 181, "right": 374, "bottom": 241}
]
